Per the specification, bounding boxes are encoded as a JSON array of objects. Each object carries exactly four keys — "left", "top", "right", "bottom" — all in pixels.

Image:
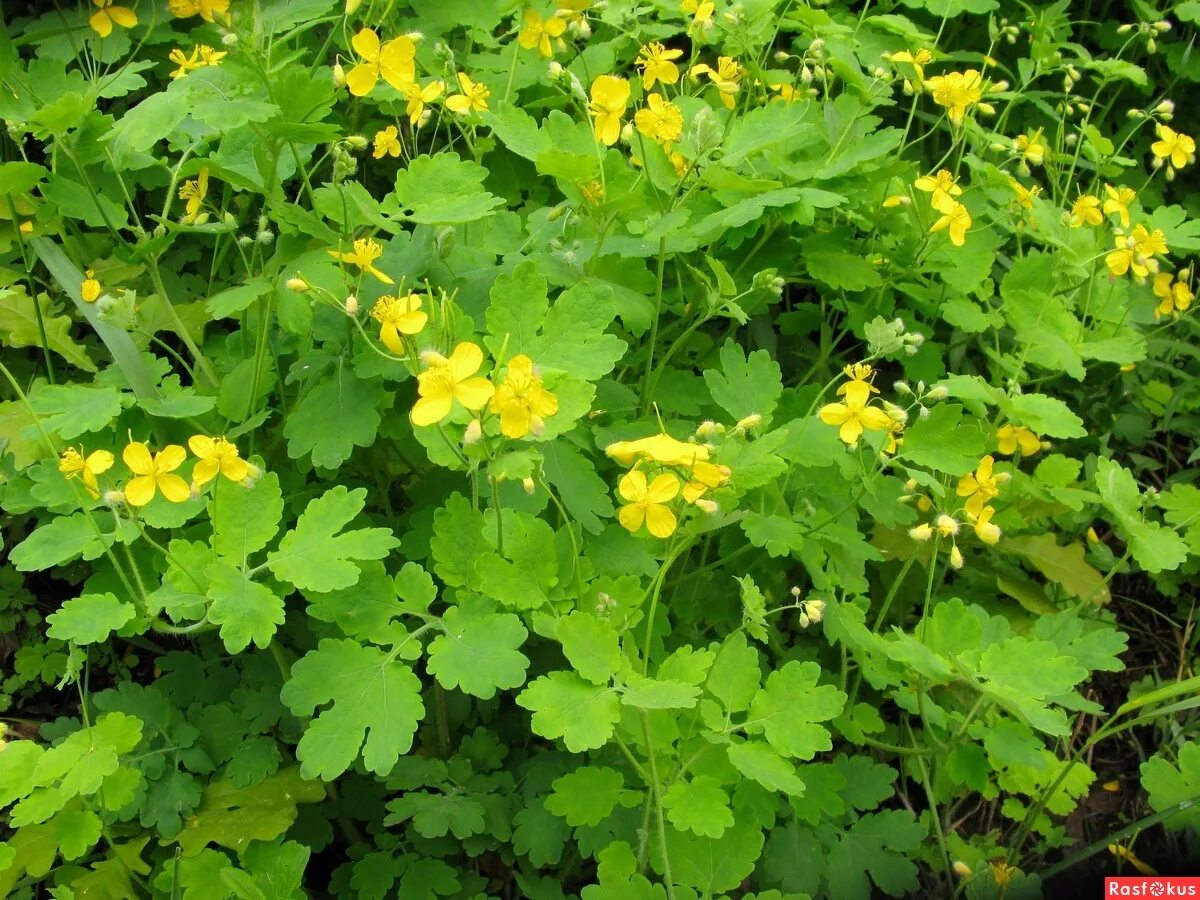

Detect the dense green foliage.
[{"left": 2, "top": 0, "right": 1200, "bottom": 896}]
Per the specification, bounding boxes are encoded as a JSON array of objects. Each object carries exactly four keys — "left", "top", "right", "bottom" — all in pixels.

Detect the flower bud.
[
  {"left": 344, "top": 295, "right": 359, "bottom": 314},
  {"left": 935, "top": 514, "right": 960, "bottom": 537},
  {"left": 925, "top": 385, "right": 948, "bottom": 401},
  {"left": 952, "top": 861, "right": 972, "bottom": 878},
  {"left": 736, "top": 413, "right": 763, "bottom": 431},
  {"left": 345, "top": 0, "right": 362, "bottom": 13},
  {"left": 908, "top": 523, "right": 933, "bottom": 542},
  {"left": 286, "top": 277, "right": 309, "bottom": 293},
  {"left": 522, "top": 476, "right": 536, "bottom": 495},
  {"left": 948, "top": 545, "right": 964, "bottom": 569},
  {"left": 332, "top": 63, "right": 346, "bottom": 88},
  {"left": 463, "top": 419, "right": 482, "bottom": 444},
  {"left": 344, "top": 134, "right": 368, "bottom": 150},
  {"left": 694, "top": 498, "right": 719, "bottom": 514},
  {"left": 103, "top": 489, "right": 125, "bottom": 506}
]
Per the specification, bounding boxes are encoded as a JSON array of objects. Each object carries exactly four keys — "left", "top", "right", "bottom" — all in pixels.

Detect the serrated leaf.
[
  {"left": 389, "top": 153, "right": 503, "bottom": 224},
  {"left": 703, "top": 340, "right": 783, "bottom": 423},
  {"left": 556, "top": 612, "right": 622, "bottom": 684},
  {"left": 1095, "top": 458, "right": 1189, "bottom": 574},
  {"left": 26, "top": 383, "right": 124, "bottom": 439},
  {"left": 205, "top": 563, "right": 285, "bottom": 654},
  {"left": 725, "top": 741, "right": 806, "bottom": 795},
  {"left": 1003, "top": 534, "right": 1110, "bottom": 604},
  {"left": 747, "top": 661, "right": 845, "bottom": 759},
  {"left": 662, "top": 776, "right": 733, "bottom": 838},
  {"left": 898, "top": 404, "right": 988, "bottom": 475},
  {"left": 426, "top": 597, "right": 529, "bottom": 699},
  {"left": 516, "top": 671, "right": 621, "bottom": 752},
  {"left": 210, "top": 470, "right": 282, "bottom": 565},
  {"left": 619, "top": 673, "right": 699, "bottom": 710},
  {"left": 45, "top": 593, "right": 134, "bottom": 644},
  {"left": 825, "top": 810, "right": 925, "bottom": 899},
  {"left": 284, "top": 368, "right": 382, "bottom": 469},
  {"left": 1002, "top": 393, "right": 1086, "bottom": 439},
  {"left": 9, "top": 513, "right": 121, "bottom": 571},
  {"left": 385, "top": 792, "right": 487, "bottom": 839},
  {"left": 545, "top": 767, "right": 625, "bottom": 827},
  {"left": 280, "top": 638, "right": 424, "bottom": 780},
  {"left": 267, "top": 486, "right": 398, "bottom": 592},
  {"left": 429, "top": 493, "right": 489, "bottom": 588},
  {"left": 1141, "top": 742, "right": 1200, "bottom": 830}
]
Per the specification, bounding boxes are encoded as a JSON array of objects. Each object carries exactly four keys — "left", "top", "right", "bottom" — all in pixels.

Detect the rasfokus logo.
[{"left": 1106, "top": 878, "right": 1200, "bottom": 896}]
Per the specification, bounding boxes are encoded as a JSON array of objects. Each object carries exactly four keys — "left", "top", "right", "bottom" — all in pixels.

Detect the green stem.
[{"left": 640, "top": 711, "right": 676, "bottom": 900}]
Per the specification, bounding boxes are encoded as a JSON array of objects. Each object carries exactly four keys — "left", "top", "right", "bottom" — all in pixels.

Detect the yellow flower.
[
  {"left": 346, "top": 29, "right": 416, "bottom": 97},
  {"left": 402, "top": 80, "right": 444, "bottom": 124},
  {"left": 328, "top": 237, "right": 393, "bottom": 284},
  {"left": 168, "top": 47, "right": 205, "bottom": 79},
  {"left": 588, "top": 75, "right": 630, "bottom": 146},
  {"left": 518, "top": 9, "right": 567, "bottom": 58},
  {"left": 59, "top": 447, "right": 114, "bottom": 497},
  {"left": 818, "top": 380, "right": 893, "bottom": 446},
  {"left": 1153, "top": 271, "right": 1194, "bottom": 319},
  {"left": 1107, "top": 843, "right": 1158, "bottom": 877},
  {"left": 373, "top": 125, "right": 401, "bottom": 159},
  {"left": 1013, "top": 130, "right": 1046, "bottom": 166},
  {"left": 924, "top": 69, "right": 982, "bottom": 125},
  {"left": 489, "top": 354, "right": 559, "bottom": 438},
  {"left": 637, "top": 42, "right": 683, "bottom": 89},
  {"left": 1009, "top": 178, "right": 1040, "bottom": 210},
  {"left": 634, "top": 94, "right": 684, "bottom": 146},
  {"left": 605, "top": 433, "right": 710, "bottom": 467},
  {"left": 956, "top": 455, "right": 1002, "bottom": 519},
  {"left": 1106, "top": 224, "right": 1165, "bottom": 281},
  {"left": 188, "top": 436, "right": 251, "bottom": 486},
  {"left": 123, "top": 442, "right": 190, "bottom": 507},
  {"left": 617, "top": 469, "right": 680, "bottom": 538},
  {"left": 990, "top": 861, "right": 1016, "bottom": 887},
  {"left": 930, "top": 199, "right": 972, "bottom": 246},
  {"left": 89, "top": 0, "right": 138, "bottom": 37},
  {"left": 887, "top": 49, "right": 933, "bottom": 84},
  {"left": 681, "top": 0, "right": 714, "bottom": 31},
  {"left": 370, "top": 293, "right": 427, "bottom": 353},
  {"left": 837, "top": 363, "right": 878, "bottom": 396},
  {"left": 168, "top": 0, "right": 228, "bottom": 21},
  {"left": 691, "top": 57, "right": 743, "bottom": 109},
  {"left": 446, "top": 72, "right": 490, "bottom": 114},
  {"left": 411, "top": 342, "right": 495, "bottom": 426},
  {"left": 178, "top": 166, "right": 209, "bottom": 224},
  {"left": 969, "top": 506, "right": 1001, "bottom": 545},
  {"left": 913, "top": 169, "right": 962, "bottom": 212},
  {"left": 1068, "top": 194, "right": 1102, "bottom": 228},
  {"left": 680, "top": 460, "right": 731, "bottom": 503},
  {"left": 1102, "top": 184, "right": 1136, "bottom": 227},
  {"left": 769, "top": 82, "right": 799, "bottom": 103},
  {"left": 996, "top": 424, "right": 1041, "bottom": 456},
  {"left": 81, "top": 269, "right": 101, "bottom": 303},
  {"left": 1151, "top": 123, "right": 1196, "bottom": 171},
  {"left": 197, "top": 45, "right": 227, "bottom": 66}
]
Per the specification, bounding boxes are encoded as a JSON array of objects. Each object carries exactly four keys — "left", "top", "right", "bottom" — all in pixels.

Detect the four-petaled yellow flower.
[
  {"left": 81, "top": 269, "right": 101, "bottom": 303},
  {"left": 402, "top": 80, "right": 444, "bottom": 124},
  {"left": 123, "top": 442, "right": 190, "bottom": 506},
  {"left": 769, "top": 82, "right": 798, "bottom": 103},
  {"left": 346, "top": 29, "right": 416, "bottom": 97},
  {"left": 925, "top": 69, "right": 983, "bottom": 125},
  {"left": 1153, "top": 271, "right": 1194, "bottom": 319},
  {"left": 996, "top": 424, "right": 1040, "bottom": 456},
  {"left": 89, "top": 0, "right": 138, "bottom": 37},
  {"left": 188, "top": 435, "right": 251, "bottom": 486},
  {"left": 818, "top": 380, "right": 892, "bottom": 446},
  {"left": 931, "top": 199, "right": 972, "bottom": 247},
  {"left": 913, "top": 169, "right": 962, "bottom": 211},
  {"left": 618, "top": 469, "right": 680, "bottom": 538},
  {"left": 178, "top": 166, "right": 209, "bottom": 224},
  {"left": 518, "top": 9, "right": 567, "bottom": 58},
  {"left": 169, "top": 47, "right": 205, "bottom": 79},
  {"left": 1150, "top": 124, "right": 1196, "bottom": 172},
  {"left": 691, "top": 57, "right": 743, "bottom": 109},
  {"left": 637, "top": 42, "right": 683, "bottom": 89},
  {"left": 887, "top": 48, "right": 932, "bottom": 84},
  {"left": 681, "top": 0, "right": 714, "bottom": 32},
  {"left": 588, "top": 75, "right": 630, "bottom": 146},
  {"left": 1068, "top": 194, "right": 1102, "bottom": 228},
  {"left": 1102, "top": 184, "right": 1136, "bottom": 227},
  {"left": 329, "top": 237, "right": 393, "bottom": 284},
  {"left": 1013, "top": 131, "right": 1046, "bottom": 166},
  {"left": 168, "top": 0, "right": 229, "bottom": 21},
  {"left": 838, "top": 363, "right": 878, "bottom": 396},
  {"left": 59, "top": 447, "right": 115, "bottom": 497},
  {"left": 370, "top": 293, "right": 427, "bottom": 354},
  {"left": 446, "top": 72, "right": 490, "bottom": 115},
  {"left": 606, "top": 433, "right": 710, "bottom": 467},
  {"left": 411, "top": 342, "right": 495, "bottom": 426},
  {"left": 1009, "top": 179, "right": 1040, "bottom": 210},
  {"left": 1105, "top": 224, "right": 1166, "bottom": 281},
  {"left": 373, "top": 125, "right": 401, "bottom": 159},
  {"left": 489, "top": 354, "right": 559, "bottom": 438},
  {"left": 634, "top": 94, "right": 684, "bottom": 146},
  {"left": 957, "top": 455, "right": 1003, "bottom": 518},
  {"left": 198, "top": 45, "right": 226, "bottom": 66}
]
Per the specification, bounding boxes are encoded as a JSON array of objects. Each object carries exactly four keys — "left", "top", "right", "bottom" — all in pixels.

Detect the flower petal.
[
  {"left": 345, "top": 63, "right": 378, "bottom": 97},
  {"left": 618, "top": 503, "right": 646, "bottom": 533},
  {"left": 618, "top": 469, "right": 648, "bottom": 503},
  {"left": 411, "top": 394, "right": 453, "bottom": 427},
  {"left": 86, "top": 450, "right": 115, "bottom": 474},
  {"left": 157, "top": 444, "right": 188, "bottom": 472},
  {"left": 221, "top": 456, "right": 252, "bottom": 483},
  {"left": 645, "top": 503, "right": 678, "bottom": 538},
  {"left": 188, "top": 435, "right": 216, "bottom": 458},
  {"left": 158, "top": 474, "right": 191, "bottom": 503},
  {"left": 125, "top": 475, "right": 157, "bottom": 506},
  {"left": 819, "top": 403, "right": 851, "bottom": 425},
  {"left": 646, "top": 473, "right": 681, "bottom": 503},
  {"left": 500, "top": 405, "right": 531, "bottom": 439},
  {"left": 448, "top": 342, "right": 484, "bottom": 380},
  {"left": 107, "top": 5, "right": 137, "bottom": 27},
  {"left": 455, "top": 377, "right": 495, "bottom": 411},
  {"left": 192, "top": 458, "right": 219, "bottom": 486},
  {"left": 351, "top": 27, "right": 381, "bottom": 62},
  {"left": 123, "top": 442, "right": 154, "bottom": 475}
]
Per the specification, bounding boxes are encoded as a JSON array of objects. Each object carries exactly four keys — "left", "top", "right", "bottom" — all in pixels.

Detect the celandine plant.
[{"left": 0, "top": 0, "right": 1199, "bottom": 897}]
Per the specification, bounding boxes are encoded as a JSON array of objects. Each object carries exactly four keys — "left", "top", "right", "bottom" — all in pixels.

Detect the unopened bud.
[
  {"left": 949, "top": 545, "right": 964, "bottom": 569},
  {"left": 522, "top": 476, "right": 536, "bottom": 495},
  {"left": 103, "top": 490, "right": 125, "bottom": 506},
  {"left": 694, "top": 498, "right": 719, "bottom": 514},
  {"left": 344, "top": 295, "right": 359, "bottom": 314},
  {"left": 925, "top": 385, "right": 948, "bottom": 401},
  {"left": 344, "top": 134, "right": 368, "bottom": 150},
  {"left": 286, "top": 277, "right": 309, "bottom": 293},
  {"left": 909, "top": 523, "right": 933, "bottom": 542},
  {"left": 345, "top": 0, "right": 363, "bottom": 13},
  {"left": 463, "top": 419, "right": 482, "bottom": 444},
  {"left": 952, "top": 861, "right": 972, "bottom": 878},
  {"left": 735, "top": 413, "right": 762, "bottom": 431},
  {"left": 333, "top": 63, "right": 347, "bottom": 88},
  {"left": 935, "top": 514, "right": 960, "bottom": 537}
]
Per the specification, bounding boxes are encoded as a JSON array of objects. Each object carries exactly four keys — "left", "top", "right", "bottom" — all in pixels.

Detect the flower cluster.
[
  {"left": 818, "top": 364, "right": 904, "bottom": 448},
  {"left": 168, "top": 45, "right": 227, "bottom": 80},
  {"left": 907, "top": 455, "right": 1009, "bottom": 567},
  {"left": 605, "top": 430, "right": 732, "bottom": 538},
  {"left": 59, "top": 437, "right": 254, "bottom": 507}
]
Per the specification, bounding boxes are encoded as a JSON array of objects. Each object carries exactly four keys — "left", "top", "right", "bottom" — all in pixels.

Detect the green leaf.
[
  {"left": 556, "top": 612, "right": 622, "bottom": 684},
  {"left": 305, "top": 560, "right": 407, "bottom": 645},
  {"left": 171, "top": 768, "right": 324, "bottom": 857},
  {"left": 426, "top": 596, "right": 529, "bottom": 699},
  {"left": 1095, "top": 458, "right": 1189, "bottom": 574},
  {"left": 516, "top": 671, "right": 621, "bottom": 752},
  {"left": 1003, "top": 534, "right": 1110, "bottom": 604},
  {"left": 978, "top": 638, "right": 1088, "bottom": 734},
  {"left": 747, "top": 661, "right": 845, "bottom": 759},
  {"left": 513, "top": 800, "right": 571, "bottom": 868},
  {"left": 206, "top": 279, "right": 272, "bottom": 319},
  {"left": 619, "top": 673, "right": 699, "bottom": 710},
  {"left": 0, "top": 161, "right": 47, "bottom": 194},
  {"left": 10, "top": 513, "right": 122, "bottom": 571},
  {"left": 388, "top": 153, "right": 504, "bottom": 224},
  {"left": 706, "top": 631, "right": 760, "bottom": 713},
  {"left": 737, "top": 575, "right": 769, "bottom": 642},
  {"left": 484, "top": 261, "right": 549, "bottom": 356},
  {"left": 725, "top": 741, "right": 806, "bottom": 795},
  {"left": 703, "top": 340, "right": 783, "bottom": 423},
  {"left": 545, "top": 767, "right": 626, "bottom": 827},
  {"left": 54, "top": 808, "right": 102, "bottom": 860},
  {"left": 898, "top": 405, "right": 988, "bottom": 475},
  {"left": 284, "top": 368, "right": 383, "bottom": 469},
  {"left": 45, "top": 593, "right": 134, "bottom": 644},
  {"left": 267, "top": 486, "right": 398, "bottom": 592},
  {"left": 662, "top": 775, "right": 733, "bottom": 838},
  {"left": 542, "top": 441, "right": 614, "bottom": 535},
  {"left": 25, "top": 383, "right": 125, "bottom": 439},
  {"left": 102, "top": 87, "right": 187, "bottom": 167},
  {"left": 1002, "top": 393, "right": 1086, "bottom": 439},
  {"left": 1141, "top": 741, "right": 1200, "bottom": 830},
  {"left": 0, "top": 288, "right": 96, "bottom": 372},
  {"left": 430, "top": 493, "right": 489, "bottom": 588},
  {"left": 825, "top": 810, "right": 925, "bottom": 899},
  {"left": 475, "top": 512, "right": 559, "bottom": 610},
  {"left": 280, "top": 638, "right": 424, "bottom": 780},
  {"left": 210, "top": 470, "right": 282, "bottom": 565},
  {"left": 661, "top": 820, "right": 764, "bottom": 895},
  {"left": 385, "top": 792, "right": 487, "bottom": 839},
  {"left": 205, "top": 563, "right": 285, "bottom": 654}
]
